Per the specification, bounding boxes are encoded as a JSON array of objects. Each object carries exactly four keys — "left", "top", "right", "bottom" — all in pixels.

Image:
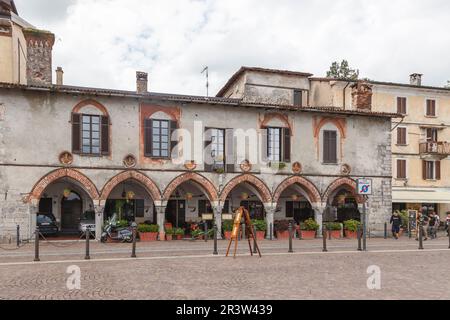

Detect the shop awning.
[{"left": 393, "top": 189, "right": 450, "bottom": 204}]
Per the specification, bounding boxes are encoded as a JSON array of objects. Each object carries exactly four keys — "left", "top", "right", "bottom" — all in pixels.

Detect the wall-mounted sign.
[
  {"left": 222, "top": 214, "right": 233, "bottom": 221},
  {"left": 357, "top": 179, "right": 372, "bottom": 195},
  {"left": 202, "top": 214, "right": 214, "bottom": 221}
]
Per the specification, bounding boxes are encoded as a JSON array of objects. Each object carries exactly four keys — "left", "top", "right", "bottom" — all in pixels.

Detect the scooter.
[{"left": 100, "top": 213, "right": 133, "bottom": 243}]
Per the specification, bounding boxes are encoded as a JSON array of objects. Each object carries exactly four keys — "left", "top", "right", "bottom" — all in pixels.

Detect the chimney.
[
  {"left": 410, "top": 73, "right": 423, "bottom": 86},
  {"left": 55, "top": 67, "right": 64, "bottom": 86},
  {"left": 351, "top": 81, "right": 373, "bottom": 111},
  {"left": 136, "top": 71, "right": 148, "bottom": 94},
  {"left": 23, "top": 28, "right": 55, "bottom": 86}
]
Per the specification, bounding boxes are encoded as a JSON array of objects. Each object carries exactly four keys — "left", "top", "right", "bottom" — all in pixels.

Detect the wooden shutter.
[
  {"left": 144, "top": 119, "right": 153, "bottom": 157},
  {"left": 324, "top": 131, "right": 337, "bottom": 163},
  {"left": 423, "top": 160, "right": 427, "bottom": 180},
  {"left": 397, "top": 128, "right": 406, "bottom": 145},
  {"left": 282, "top": 128, "right": 291, "bottom": 163},
  {"left": 100, "top": 116, "right": 110, "bottom": 155},
  {"left": 170, "top": 121, "right": 178, "bottom": 159},
  {"left": 436, "top": 161, "right": 441, "bottom": 180},
  {"left": 397, "top": 160, "right": 406, "bottom": 179},
  {"left": 225, "top": 129, "right": 235, "bottom": 173},
  {"left": 204, "top": 127, "right": 213, "bottom": 172},
  {"left": 72, "top": 113, "right": 81, "bottom": 154},
  {"left": 261, "top": 128, "right": 268, "bottom": 162},
  {"left": 397, "top": 97, "right": 406, "bottom": 114}
]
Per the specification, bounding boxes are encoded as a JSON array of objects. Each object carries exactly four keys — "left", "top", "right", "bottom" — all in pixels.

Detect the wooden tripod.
[{"left": 226, "top": 207, "right": 262, "bottom": 258}]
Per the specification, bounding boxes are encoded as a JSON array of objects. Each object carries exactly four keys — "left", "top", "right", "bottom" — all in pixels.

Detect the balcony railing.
[{"left": 419, "top": 141, "right": 450, "bottom": 156}]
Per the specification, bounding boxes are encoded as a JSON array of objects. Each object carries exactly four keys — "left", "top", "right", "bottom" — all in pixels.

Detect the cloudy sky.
[{"left": 14, "top": 0, "right": 450, "bottom": 95}]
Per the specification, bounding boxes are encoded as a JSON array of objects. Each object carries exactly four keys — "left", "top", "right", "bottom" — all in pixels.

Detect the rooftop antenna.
[{"left": 201, "top": 66, "right": 209, "bottom": 98}]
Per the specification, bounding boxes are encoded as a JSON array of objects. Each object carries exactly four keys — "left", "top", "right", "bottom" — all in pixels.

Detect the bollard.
[
  {"left": 408, "top": 221, "right": 412, "bottom": 239},
  {"left": 213, "top": 224, "right": 218, "bottom": 255},
  {"left": 322, "top": 224, "right": 328, "bottom": 252},
  {"left": 357, "top": 225, "right": 362, "bottom": 251},
  {"left": 288, "top": 222, "right": 293, "bottom": 253},
  {"left": 328, "top": 225, "right": 332, "bottom": 241},
  {"left": 253, "top": 225, "right": 257, "bottom": 254},
  {"left": 270, "top": 223, "right": 273, "bottom": 241},
  {"left": 34, "top": 226, "right": 40, "bottom": 262},
  {"left": 448, "top": 229, "right": 450, "bottom": 249},
  {"left": 131, "top": 223, "right": 137, "bottom": 258},
  {"left": 16, "top": 225, "right": 20, "bottom": 248},
  {"left": 204, "top": 222, "right": 208, "bottom": 243},
  {"left": 418, "top": 225, "right": 424, "bottom": 250},
  {"left": 85, "top": 229, "right": 90, "bottom": 260},
  {"left": 384, "top": 222, "right": 387, "bottom": 239}
]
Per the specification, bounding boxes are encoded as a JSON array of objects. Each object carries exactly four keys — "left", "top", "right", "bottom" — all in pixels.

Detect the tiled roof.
[
  {"left": 216, "top": 66, "right": 314, "bottom": 97},
  {"left": 0, "top": 82, "right": 402, "bottom": 118}
]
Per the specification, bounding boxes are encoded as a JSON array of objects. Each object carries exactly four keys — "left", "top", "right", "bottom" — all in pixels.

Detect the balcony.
[{"left": 419, "top": 141, "right": 450, "bottom": 158}]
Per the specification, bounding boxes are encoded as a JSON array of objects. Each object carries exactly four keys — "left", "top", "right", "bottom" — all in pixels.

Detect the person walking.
[
  {"left": 390, "top": 211, "right": 402, "bottom": 240},
  {"left": 416, "top": 209, "right": 429, "bottom": 241},
  {"left": 446, "top": 212, "right": 450, "bottom": 236},
  {"left": 428, "top": 212, "right": 437, "bottom": 239}
]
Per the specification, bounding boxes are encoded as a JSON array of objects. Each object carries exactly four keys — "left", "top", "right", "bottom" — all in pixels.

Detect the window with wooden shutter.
[
  {"left": 282, "top": 128, "right": 291, "bottom": 163},
  {"left": 170, "top": 121, "right": 178, "bottom": 159},
  {"left": 436, "top": 161, "right": 441, "bottom": 180},
  {"left": 144, "top": 119, "right": 153, "bottom": 157},
  {"left": 426, "top": 128, "right": 438, "bottom": 142},
  {"left": 397, "top": 159, "right": 406, "bottom": 179},
  {"left": 261, "top": 128, "right": 268, "bottom": 162},
  {"left": 323, "top": 130, "right": 337, "bottom": 164},
  {"left": 397, "top": 97, "right": 407, "bottom": 114},
  {"left": 72, "top": 113, "right": 81, "bottom": 154},
  {"left": 424, "top": 161, "right": 436, "bottom": 180},
  {"left": 422, "top": 160, "right": 427, "bottom": 180},
  {"left": 101, "top": 116, "right": 110, "bottom": 155},
  {"left": 144, "top": 119, "right": 172, "bottom": 159},
  {"left": 426, "top": 100, "right": 436, "bottom": 116},
  {"left": 397, "top": 127, "right": 407, "bottom": 145},
  {"left": 294, "top": 90, "right": 302, "bottom": 107},
  {"left": 267, "top": 127, "right": 282, "bottom": 162}
]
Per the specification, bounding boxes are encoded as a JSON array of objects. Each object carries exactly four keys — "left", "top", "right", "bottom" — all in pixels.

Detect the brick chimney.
[
  {"left": 136, "top": 71, "right": 148, "bottom": 94},
  {"left": 410, "top": 73, "right": 422, "bottom": 86},
  {"left": 23, "top": 28, "right": 55, "bottom": 86},
  {"left": 55, "top": 67, "right": 64, "bottom": 86},
  {"left": 351, "top": 81, "right": 373, "bottom": 111}
]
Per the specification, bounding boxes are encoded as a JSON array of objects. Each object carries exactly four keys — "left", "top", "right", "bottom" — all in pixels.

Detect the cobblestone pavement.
[{"left": 0, "top": 236, "right": 449, "bottom": 300}]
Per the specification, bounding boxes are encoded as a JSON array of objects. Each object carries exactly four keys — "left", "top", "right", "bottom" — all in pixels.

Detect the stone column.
[
  {"left": 264, "top": 204, "right": 276, "bottom": 240},
  {"left": 94, "top": 201, "right": 105, "bottom": 241},
  {"left": 212, "top": 202, "right": 223, "bottom": 240},
  {"left": 312, "top": 202, "right": 326, "bottom": 237},
  {"left": 155, "top": 205, "right": 167, "bottom": 241}
]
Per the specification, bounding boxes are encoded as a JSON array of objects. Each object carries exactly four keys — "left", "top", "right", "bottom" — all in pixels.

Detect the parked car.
[
  {"left": 78, "top": 210, "right": 96, "bottom": 236},
  {"left": 37, "top": 213, "right": 58, "bottom": 236}
]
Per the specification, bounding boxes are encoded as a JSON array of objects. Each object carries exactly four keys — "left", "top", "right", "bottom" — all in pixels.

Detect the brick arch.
[
  {"left": 260, "top": 112, "right": 292, "bottom": 131},
  {"left": 220, "top": 174, "right": 272, "bottom": 203},
  {"left": 100, "top": 171, "right": 161, "bottom": 201},
  {"left": 28, "top": 168, "right": 100, "bottom": 202},
  {"left": 313, "top": 117, "right": 347, "bottom": 139},
  {"left": 72, "top": 99, "right": 109, "bottom": 117},
  {"left": 163, "top": 173, "right": 218, "bottom": 202},
  {"left": 273, "top": 176, "right": 321, "bottom": 204},
  {"left": 323, "top": 177, "right": 365, "bottom": 204}
]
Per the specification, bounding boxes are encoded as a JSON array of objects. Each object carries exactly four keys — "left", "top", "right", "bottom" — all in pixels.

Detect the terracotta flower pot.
[
  {"left": 140, "top": 232, "right": 158, "bottom": 242},
  {"left": 166, "top": 234, "right": 173, "bottom": 241},
  {"left": 276, "top": 231, "right": 290, "bottom": 240},
  {"left": 329, "top": 230, "right": 341, "bottom": 239},
  {"left": 224, "top": 231, "right": 232, "bottom": 240},
  {"left": 175, "top": 235, "right": 183, "bottom": 240},
  {"left": 345, "top": 230, "right": 357, "bottom": 239},
  {"left": 300, "top": 230, "right": 316, "bottom": 240},
  {"left": 256, "top": 231, "right": 266, "bottom": 241}
]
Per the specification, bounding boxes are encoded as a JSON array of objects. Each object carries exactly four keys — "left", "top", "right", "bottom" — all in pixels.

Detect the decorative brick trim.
[
  {"left": 323, "top": 177, "right": 364, "bottom": 204},
  {"left": 273, "top": 176, "right": 321, "bottom": 204},
  {"left": 28, "top": 168, "right": 100, "bottom": 202},
  {"left": 162, "top": 172, "right": 218, "bottom": 201},
  {"left": 100, "top": 170, "right": 161, "bottom": 201},
  {"left": 219, "top": 174, "right": 272, "bottom": 203},
  {"left": 259, "top": 112, "right": 292, "bottom": 131},
  {"left": 313, "top": 116, "right": 347, "bottom": 161},
  {"left": 72, "top": 99, "right": 109, "bottom": 117}
]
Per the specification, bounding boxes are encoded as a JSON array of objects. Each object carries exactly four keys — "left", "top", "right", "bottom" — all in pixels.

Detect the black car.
[{"left": 37, "top": 213, "right": 59, "bottom": 236}]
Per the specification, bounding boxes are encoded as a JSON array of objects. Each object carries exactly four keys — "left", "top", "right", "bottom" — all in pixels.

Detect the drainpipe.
[{"left": 343, "top": 82, "right": 350, "bottom": 110}]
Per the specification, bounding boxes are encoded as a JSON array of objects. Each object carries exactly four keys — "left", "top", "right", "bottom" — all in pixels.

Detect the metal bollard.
[
  {"left": 322, "top": 224, "right": 328, "bottom": 252},
  {"left": 270, "top": 223, "right": 273, "bottom": 241},
  {"left": 418, "top": 225, "right": 424, "bottom": 250},
  {"left": 16, "top": 225, "right": 20, "bottom": 248},
  {"left": 328, "top": 225, "right": 332, "bottom": 240},
  {"left": 131, "top": 223, "right": 137, "bottom": 258},
  {"left": 288, "top": 222, "right": 293, "bottom": 253},
  {"left": 205, "top": 222, "right": 208, "bottom": 243},
  {"left": 213, "top": 224, "right": 218, "bottom": 255},
  {"left": 85, "top": 229, "right": 90, "bottom": 260},
  {"left": 357, "top": 225, "right": 362, "bottom": 251},
  {"left": 34, "top": 227, "right": 40, "bottom": 262},
  {"left": 253, "top": 225, "right": 257, "bottom": 254},
  {"left": 384, "top": 222, "right": 387, "bottom": 239}
]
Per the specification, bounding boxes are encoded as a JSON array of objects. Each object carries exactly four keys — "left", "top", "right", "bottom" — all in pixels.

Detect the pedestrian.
[
  {"left": 428, "top": 212, "right": 437, "bottom": 239},
  {"left": 416, "top": 209, "right": 429, "bottom": 241},
  {"left": 446, "top": 212, "right": 450, "bottom": 236},
  {"left": 433, "top": 212, "right": 440, "bottom": 239},
  {"left": 390, "top": 211, "right": 402, "bottom": 239}
]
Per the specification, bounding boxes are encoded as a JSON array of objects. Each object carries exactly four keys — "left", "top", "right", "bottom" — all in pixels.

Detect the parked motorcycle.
[{"left": 100, "top": 213, "right": 133, "bottom": 243}]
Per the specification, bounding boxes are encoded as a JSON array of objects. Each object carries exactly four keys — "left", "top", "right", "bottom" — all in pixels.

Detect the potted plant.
[
  {"left": 300, "top": 218, "right": 319, "bottom": 239},
  {"left": 138, "top": 224, "right": 159, "bottom": 242},
  {"left": 274, "top": 220, "right": 291, "bottom": 240},
  {"left": 116, "top": 219, "right": 129, "bottom": 228},
  {"left": 191, "top": 229, "right": 204, "bottom": 240},
  {"left": 343, "top": 220, "right": 361, "bottom": 239},
  {"left": 325, "top": 222, "right": 342, "bottom": 239},
  {"left": 165, "top": 228, "right": 174, "bottom": 241},
  {"left": 174, "top": 228, "right": 185, "bottom": 240},
  {"left": 252, "top": 220, "right": 267, "bottom": 240},
  {"left": 398, "top": 210, "right": 409, "bottom": 237},
  {"left": 223, "top": 220, "right": 234, "bottom": 240}
]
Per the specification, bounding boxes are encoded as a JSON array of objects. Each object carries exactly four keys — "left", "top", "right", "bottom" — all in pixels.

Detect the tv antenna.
[{"left": 201, "top": 66, "right": 209, "bottom": 98}]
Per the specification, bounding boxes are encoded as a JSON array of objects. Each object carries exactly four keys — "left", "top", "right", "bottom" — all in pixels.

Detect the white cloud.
[{"left": 14, "top": 0, "right": 450, "bottom": 95}]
